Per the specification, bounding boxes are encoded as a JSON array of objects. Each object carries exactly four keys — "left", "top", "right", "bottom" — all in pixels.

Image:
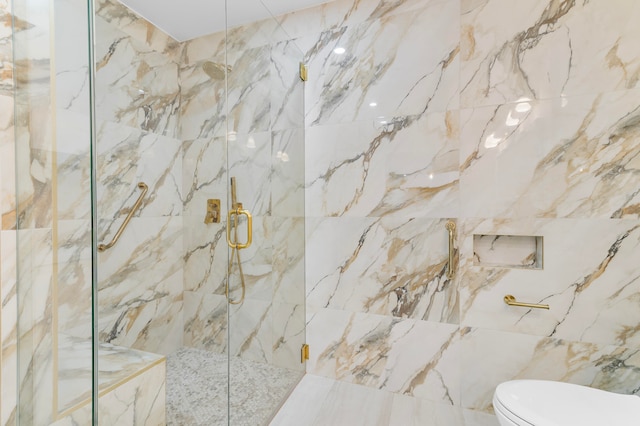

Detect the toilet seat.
[
  {"left": 493, "top": 395, "right": 533, "bottom": 426},
  {"left": 493, "top": 394, "right": 534, "bottom": 426},
  {"left": 494, "top": 380, "right": 640, "bottom": 426}
]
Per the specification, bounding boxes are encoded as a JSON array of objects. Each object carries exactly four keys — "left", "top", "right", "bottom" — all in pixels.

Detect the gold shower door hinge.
[
  {"left": 301, "top": 343, "right": 310, "bottom": 363},
  {"left": 299, "top": 62, "right": 308, "bottom": 81}
]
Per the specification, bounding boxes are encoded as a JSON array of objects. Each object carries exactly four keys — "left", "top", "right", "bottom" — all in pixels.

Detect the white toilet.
[{"left": 493, "top": 380, "right": 640, "bottom": 425}]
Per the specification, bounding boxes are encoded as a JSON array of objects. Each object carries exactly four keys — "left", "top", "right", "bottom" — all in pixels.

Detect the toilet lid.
[{"left": 495, "top": 380, "right": 640, "bottom": 426}]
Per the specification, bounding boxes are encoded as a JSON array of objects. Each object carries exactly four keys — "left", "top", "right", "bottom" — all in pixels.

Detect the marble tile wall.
[
  {"left": 9, "top": 0, "right": 58, "bottom": 423},
  {"left": 94, "top": 0, "right": 185, "bottom": 356},
  {"left": 292, "top": 0, "right": 640, "bottom": 418},
  {"left": 0, "top": 0, "right": 16, "bottom": 421}
]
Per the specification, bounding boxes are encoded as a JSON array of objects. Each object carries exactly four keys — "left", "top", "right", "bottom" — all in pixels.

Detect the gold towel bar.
[
  {"left": 98, "top": 182, "right": 148, "bottom": 252},
  {"left": 445, "top": 220, "right": 456, "bottom": 279},
  {"left": 504, "top": 294, "right": 549, "bottom": 310}
]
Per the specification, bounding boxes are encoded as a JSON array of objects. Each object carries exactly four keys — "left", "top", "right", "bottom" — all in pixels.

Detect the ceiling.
[{"left": 118, "top": 0, "right": 335, "bottom": 42}]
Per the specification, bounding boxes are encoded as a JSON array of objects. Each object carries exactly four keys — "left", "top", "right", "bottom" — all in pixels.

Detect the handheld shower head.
[{"left": 230, "top": 176, "right": 238, "bottom": 208}]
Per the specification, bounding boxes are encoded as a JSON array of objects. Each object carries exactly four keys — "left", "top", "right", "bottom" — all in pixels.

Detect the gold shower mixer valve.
[{"left": 204, "top": 199, "right": 221, "bottom": 224}]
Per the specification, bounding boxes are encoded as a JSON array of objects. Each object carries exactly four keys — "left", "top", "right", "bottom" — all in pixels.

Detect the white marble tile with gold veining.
[
  {"left": 462, "top": 409, "right": 500, "bottom": 426},
  {"left": 272, "top": 129, "right": 305, "bottom": 217},
  {"left": 229, "top": 299, "right": 272, "bottom": 364},
  {"left": 97, "top": 360, "right": 166, "bottom": 426},
  {"left": 183, "top": 220, "right": 227, "bottom": 295},
  {"left": 272, "top": 217, "right": 305, "bottom": 306},
  {"left": 56, "top": 151, "right": 92, "bottom": 222},
  {"left": 96, "top": 0, "right": 181, "bottom": 58},
  {"left": 226, "top": 45, "right": 273, "bottom": 135},
  {"left": 305, "top": 1, "right": 459, "bottom": 127},
  {"left": 56, "top": 219, "right": 92, "bottom": 340},
  {"left": 272, "top": 371, "right": 468, "bottom": 426},
  {"left": 460, "top": 90, "right": 640, "bottom": 219},
  {"left": 180, "top": 30, "right": 226, "bottom": 65},
  {"left": 183, "top": 291, "right": 227, "bottom": 353},
  {"left": 97, "top": 121, "right": 183, "bottom": 218},
  {"left": 305, "top": 377, "right": 395, "bottom": 425},
  {"left": 0, "top": 92, "right": 15, "bottom": 230},
  {"left": 57, "top": 335, "right": 164, "bottom": 414},
  {"left": 182, "top": 136, "right": 227, "bottom": 219},
  {"left": 1, "top": 230, "right": 17, "bottom": 425},
  {"left": 225, "top": 10, "right": 297, "bottom": 53},
  {"left": 54, "top": 0, "right": 90, "bottom": 116},
  {"left": 307, "top": 308, "right": 459, "bottom": 403},
  {"left": 53, "top": 341, "right": 165, "bottom": 425},
  {"left": 270, "top": 40, "right": 305, "bottom": 132},
  {"left": 272, "top": 302, "right": 305, "bottom": 371},
  {"left": 269, "top": 374, "right": 336, "bottom": 425},
  {"left": 278, "top": 0, "right": 451, "bottom": 45},
  {"left": 177, "top": 60, "right": 227, "bottom": 140},
  {"left": 389, "top": 393, "right": 464, "bottom": 426},
  {"left": 306, "top": 111, "right": 459, "bottom": 219},
  {"left": 55, "top": 106, "right": 91, "bottom": 155},
  {"left": 461, "top": 0, "right": 640, "bottom": 108},
  {"left": 94, "top": 15, "right": 180, "bottom": 136},
  {"left": 97, "top": 216, "right": 183, "bottom": 355},
  {"left": 12, "top": 0, "right": 50, "bottom": 65},
  {"left": 16, "top": 228, "right": 55, "bottom": 426},
  {"left": 100, "top": 290, "right": 183, "bottom": 356},
  {"left": 459, "top": 218, "right": 640, "bottom": 348},
  {"left": 228, "top": 131, "right": 272, "bottom": 216},
  {"left": 306, "top": 217, "right": 458, "bottom": 323},
  {"left": 0, "top": 0, "right": 12, "bottom": 42},
  {"left": 459, "top": 327, "right": 640, "bottom": 413}
]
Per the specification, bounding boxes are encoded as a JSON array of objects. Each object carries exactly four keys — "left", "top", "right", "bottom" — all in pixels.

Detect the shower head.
[
  {"left": 202, "top": 61, "right": 232, "bottom": 80},
  {"left": 230, "top": 176, "right": 238, "bottom": 208}
]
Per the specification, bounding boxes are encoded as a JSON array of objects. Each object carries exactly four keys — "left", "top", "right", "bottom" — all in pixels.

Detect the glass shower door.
[
  {"left": 224, "top": 3, "right": 307, "bottom": 424},
  {"left": 12, "top": 0, "right": 95, "bottom": 423}
]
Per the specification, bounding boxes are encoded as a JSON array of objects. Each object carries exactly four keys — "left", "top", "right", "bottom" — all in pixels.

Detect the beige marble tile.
[
  {"left": 460, "top": 90, "right": 640, "bottom": 220},
  {"left": 305, "top": 111, "right": 459, "bottom": 219},
  {"left": 459, "top": 327, "right": 640, "bottom": 413},
  {"left": 272, "top": 373, "right": 486, "bottom": 426},
  {"left": 306, "top": 217, "right": 458, "bottom": 323},
  {"left": 183, "top": 291, "right": 227, "bottom": 353},
  {"left": 459, "top": 218, "right": 640, "bottom": 348},
  {"left": 304, "top": 1, "right": 459, "bottom": 126},
  {"left": 307, "top": 308, "right": 460, "bottom": 404},
  {"left": 1, "top": 230, "right": 17, "bottom": 425},
  {"left": 461, "top": 0, "right": 640, "bottom": 108}
]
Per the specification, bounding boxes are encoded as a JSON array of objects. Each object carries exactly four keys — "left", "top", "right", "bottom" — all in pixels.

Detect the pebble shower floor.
[{"left": 166, "top": 348, "right": 302, "bottom": 425}]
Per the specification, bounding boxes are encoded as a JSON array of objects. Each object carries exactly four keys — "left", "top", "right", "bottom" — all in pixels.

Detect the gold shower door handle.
[
  {"left": 445, "top": 220, "right": 456, "bottom": 279},
  {"left": 226, "top": 207, "right": 252, "bottom": 249}
]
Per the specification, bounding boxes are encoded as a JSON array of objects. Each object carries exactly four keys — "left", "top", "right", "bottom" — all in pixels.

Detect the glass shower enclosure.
[{"left": 10, "top": 0, "right": 305, "bottom": 424}]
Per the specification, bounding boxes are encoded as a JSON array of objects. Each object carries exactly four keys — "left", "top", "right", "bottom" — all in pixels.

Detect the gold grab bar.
[
  {"left": 226, "top": 207, "right": 252, "bottom": 249},
  {"left": 98, "top": 182, "right": 148, "bottom": 252},
  {"left": 445, "top": 220, "right": 456, "bottom": 279},
  {"left": 504, "top": 294, "right": 549, "bottom": 310}
]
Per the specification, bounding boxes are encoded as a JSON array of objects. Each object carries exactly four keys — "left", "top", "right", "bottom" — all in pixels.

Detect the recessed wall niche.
[{"left": 473, "top": 234, "right": 543, "bottom": 270}]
